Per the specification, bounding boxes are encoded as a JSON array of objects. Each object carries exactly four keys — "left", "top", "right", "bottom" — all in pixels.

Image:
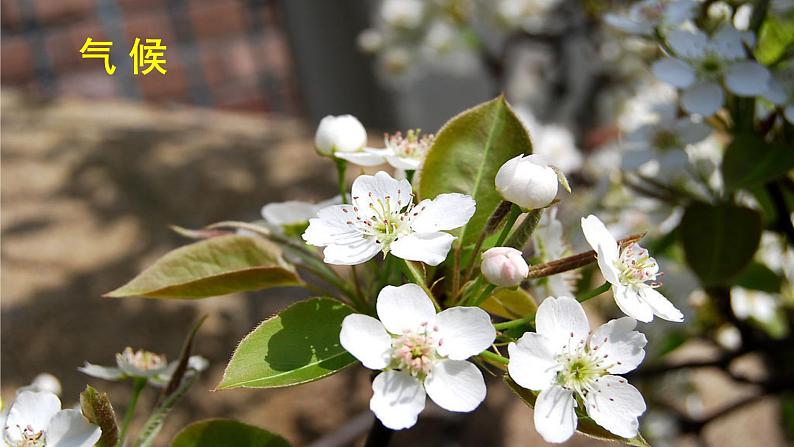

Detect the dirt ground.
[{"left": 1, "top": 90, "right": 786, "bottom": 446}]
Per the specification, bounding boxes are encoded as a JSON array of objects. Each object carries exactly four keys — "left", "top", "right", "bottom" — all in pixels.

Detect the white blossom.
[
  {"left": 381, "top": 0, "right": 425, "bottom": 29},
  {"left": 515, "top": 107, "right": 582, "bottom": 174},
  {"left": 314, "top": 115, "right": 384, "bottom": 166},
  {"left": 79, "top": 347, "right": 208, "bottom": 387},
  {"left": 3, "top": 391, "right": 101, "bottom": 447},
  {"left": 508, "top": 296, "right": 647, "bottom": 443},
  {"left": 496, "top": 155, "right": 563, "bottom": 210},
  {"left": 481, "top": 247, "right": 529, "bottom": 287},
  {"left": 652, "top": 26, "right": 770, "bottom": 116},
  {"left": 339, "top": 284, "right": 496, "bottom": 430},
  {"left": 532, "top": 209, "right": 579, "bottom": 296},
  {"left": 731, "top": 287, "right": 778, "bottom": 324},
  {"left": 261, "top": 196, "right": 341, "bottom": 236},
  {"left": 366, "top": 129, "right": 434, "bottom": 171},
  {"left": 581, "top": 215, "right": 684, "bottom": 322},
  {"left": 604, "top": 0, "right": 696, "bottom": 35},
  {"left": 303, "top": 171, "right": 475, "bottom": 266}
]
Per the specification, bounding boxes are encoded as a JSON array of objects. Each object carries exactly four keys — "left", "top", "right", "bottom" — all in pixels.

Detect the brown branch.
[{"left": 525, "top": 233, "right": 645, "bottom": 279}]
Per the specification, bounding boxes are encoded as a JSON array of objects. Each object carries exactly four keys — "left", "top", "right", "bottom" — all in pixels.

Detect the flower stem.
[
  {"left": 493, "top": 314, "right": 535, "bottom": 331},
  {"left": 479, "top": 350, "right": 509, "bottom": 365},
  {"left": 576, "top": 282, "right": 611, "bottom": 303},
  {"left": 494, "top": 204, "right": 522, "bottom": 247},
  {"left": 504, "top": 208, "right": 543, "bottom": 250},
  {"left": 401, "top": 259, "right": 440, "bottom": 311},
  {"left": 472, "top": 283, "right": 497, "bottom": 307},
  {"left": 117, "top": 377, "right": 146, "bottom": 447},
  {"left": 462, "top": 200, "right": 514, "bottom": 286},
  {"left": 335, "top": 158, "right": 348, "bottom": 204}
]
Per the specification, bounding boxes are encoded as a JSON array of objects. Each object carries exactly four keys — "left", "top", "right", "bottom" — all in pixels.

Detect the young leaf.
[
  {"left": 481, "top": 287, "right": 537, "bottom": 320},
  {"left": 80, "top": 385, "right": 119, "bottom": 447},
  {"left": 722, "top": 133, "right": 794, "bottom": 192},
  {"left": 679, "top": 203, "right": 762, "bottom": 286},
  {"left": 170, "top": 419, "right": 291, "bottom": 447},
  {"left": 504, "top": 377, "right": 650, "bottom": 446},
  {"left": 217, "top": 298, "right": 357, "bottom": 389},
  {"left": 105, "top": 235, "right": 303, "bottom": 299},
  {"left": 418, "top": 96, "right": 532, "bottom": 248}
]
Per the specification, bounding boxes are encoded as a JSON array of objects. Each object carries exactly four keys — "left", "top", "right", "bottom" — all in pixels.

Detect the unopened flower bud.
[
  {"left": 481, "top": 247, "right": 529, "bottom": 287},
  {"left": 495, "top": 154, "right": 559, "bottom": 210},
  {"left": 314, "top": 115, "right": 367, "bottom": 156}
]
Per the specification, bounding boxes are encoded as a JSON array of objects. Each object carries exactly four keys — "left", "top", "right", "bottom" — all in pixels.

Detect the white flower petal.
[
  {"left": 674, "top": 119, "right": 712, "bottom": 144},
  {"left": 46, "top": 409, "right": 102, "bottom": 447},
  {"left": 507, "top": 334, "right": 559, "bottom": 391},
  {"left": 725, "top": 62, "right": 771, "bottom": 96},
  {"left": 667, "top": 29, "right": 708, "bottom": 59},
  {"left": 322, "top": 238, "right": 381, "bottom": 265},
  {"left": 77, "top": 363, "right": 125, "bottom": 381},
  {"left": 762, "top": 77, "right": 787, "bottom": 105},
  {"left": 435, "top": 307, "right": 496, "bottom": 360},
  {"left": 682, "top": 82, "right": 724, "bottom": 116},
  {"left": 785, "top": 106, "right": 794, "bottom": 124},
  {"left": 340, "top": 314, "right": 392, "bottom": 369},
  {"left": 303, "top": 205, "right": 361, "bottom": 246},
  {"left": 386, "top": 155, "right": 422, "bottom": 171},
  {"left": 5, "top": 391, "right": 61, "bottom": 443},
  {"left": 335, "top": 151, "right": 386, "bottom": 167},
  {"left": 640, "top": 287, "right": 684, "bottom": 322},
  {"left": 376, "top": 283, "right": 436, "bottom": 334},
  {"left": 614, "top": 285, "right": 655, "bottom": 322},
  {"left": 581, "top": 215, "right": 619, "bottom": 261},
  {"left": 424, "top": 360, "right": 486, "bottom": 412},
  {"left": 596, "top": 244, "right": 621, "bottom": 285},
  {"left": 351, "top": 171, "right": 412, "bottom": 215},
  {"left": 410, "top": 193, "right": 476, "bottom": 233},
  {"left": 535, "top": 296, "right": 590, "bottom": 350},
  {"left": 590, "top": 317, "right": 647, "bottom": 374},
  {"left": 370, "top": 371, "right": 426, "bottom": 430},
  {"left": 585, "top": 375, "right": 646, "bottom": 439},
  {"left": 262, "top": 201, "right": 317, "bottom": 226},
  {"left": 651, "top": 58, "right": 696, "bottom": 88},
  {"left": 390, "top": 232, "right": 455, "bottom": 266},
  {"left": 664, "top": 0, "right": 697, "bottom": 26},
  {"left": 534, "top": 385, "right": 577, "bottom": 443},
  {"left": 711, "top": 26, "right": 753, "bottom": 60},
  {"left": 603, "top": 14, "right": 651, "bottom": 34}
]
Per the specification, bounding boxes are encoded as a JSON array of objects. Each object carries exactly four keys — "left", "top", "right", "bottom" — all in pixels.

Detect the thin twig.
[{"left": 525, "top": 233, "right": 645, "bottom": 279}]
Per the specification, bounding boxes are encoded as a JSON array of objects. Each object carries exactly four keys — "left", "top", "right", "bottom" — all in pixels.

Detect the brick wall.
[{"left": 1, "top": 0, "right": 300, "bottom": 114}]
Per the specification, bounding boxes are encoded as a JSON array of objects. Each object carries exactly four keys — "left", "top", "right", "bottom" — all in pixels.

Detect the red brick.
[
  {"left": 123, "top": 11, "right": 173, "bottom": 43},
  {"left": 46, "top": 19, "right": 108, "bottom": 70},
  {"left": 1, "top": 0, "right": 24, "bottom": 31},
  {"left": 1, "top": 37, "right": 34, "bottom": 83},
  {"left": 135, "top": 55, "right": 187, "bottom": 100},
  {"left": 33, "top": 0, "right": 94, "bottom": 24},
  {"left": 199, "top": 38, "right": 256, "bottom": 88},
  {"left": 188, "top": 0, "right": 247, "bottom": 39}
]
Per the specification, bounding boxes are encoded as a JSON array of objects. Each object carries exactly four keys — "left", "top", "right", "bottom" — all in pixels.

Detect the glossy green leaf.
[
  {"left": 418, "top": 96, "right": 532, "bottom": 248},
  {"left": 80, "top": 386, "right": 119, "bottom": 447},
  {"left": 679, "top": 203, "right": 762, "bottom": 286},
  {"left": 481, "top": 287, "right": 537, "bottom": 320},
  {"left": 105, "top": 235, "right": 302, "bottom": 299},
  {"left": 170, "top": 419, "right": 290, "bottom": 447},
  {"left": 217, "top": 298, "right": 356, "bottom": 389},
  {"left": 504, "top": 377, "right": 650, "bottom": 446},
  {"left": 722, "top": 134, "right": 794, "bottom": 192}
]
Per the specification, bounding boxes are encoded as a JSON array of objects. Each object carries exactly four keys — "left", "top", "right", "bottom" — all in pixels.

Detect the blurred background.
[{"left": 2, "top": 0, "right": 791, "bottom": 446}]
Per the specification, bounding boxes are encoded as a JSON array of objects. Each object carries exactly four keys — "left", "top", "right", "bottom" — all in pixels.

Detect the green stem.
[
  {"left": 472, "top": 283, "right": 497, "bottom": 307},
  {"left": 350, "top": 265, "right": 366, "bottom": 309},
  {"left": 335, "top": 158, "right": 348, "bottom": 204},
  {"left": 401, "top": 258, "right": 441, "bottom": 311},
  {"left": 494, "top": 205, "right": 521, "bottom": 247},
  {"left": 576, "top": 282, "right": 611, "bottom": 303},
  {"left": 479, "top": 350, "right": 509, "bottom": 365},
  {"left": 118, "top": 378, "right": 146, "bottom": 447},
  {"left": 493, "top": 314, "right": 535, "bottom": 331},
  {"left": 504, "top": 208, "right": 543, "bottom": 250},
  {"left": 462, "top": 200, "right": 514, "bottom": 286}
]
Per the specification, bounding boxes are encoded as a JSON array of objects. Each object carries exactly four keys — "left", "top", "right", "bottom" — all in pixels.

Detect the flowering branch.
[{"left": 525, "top": 233, "right": 645, "bottom": 279}]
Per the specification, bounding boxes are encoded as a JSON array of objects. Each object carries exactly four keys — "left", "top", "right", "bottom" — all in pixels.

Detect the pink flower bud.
[{"left": 481, "top": 247, "right": 529, "bottom": 287}]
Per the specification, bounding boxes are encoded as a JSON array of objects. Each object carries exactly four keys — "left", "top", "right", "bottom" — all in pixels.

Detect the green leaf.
[
  {"left": 418, "top": 96, "right": 532, "bottom": 248},
  {"left": 504, "top": 377, "right": 650, "bottom": 446},
  {"left": 679, "top": 203, "right": 762, "bottom": 286},
  {"left": 217, "top": 298, "right": 357, "bottom": 389},
  {"left": 105, "top": 235, "right": 302, "bottom": 299},
  {"left": 79, "top": 385, "right": 119, "bottom": 447},
  {"left": 481, "top": 287, "right": 537, "bottom": 320},
  {"left": 734, "top": 261, "right": 783, "bottom": 293},
  {"left": 755, "top": 15, "right": 794, "bottom": 64},
  {"left": 722, "top": 134, "right": 794, "bottom": 192},
  {"left": 170, "top": 419, "right": 291, "bottom": 447}
]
